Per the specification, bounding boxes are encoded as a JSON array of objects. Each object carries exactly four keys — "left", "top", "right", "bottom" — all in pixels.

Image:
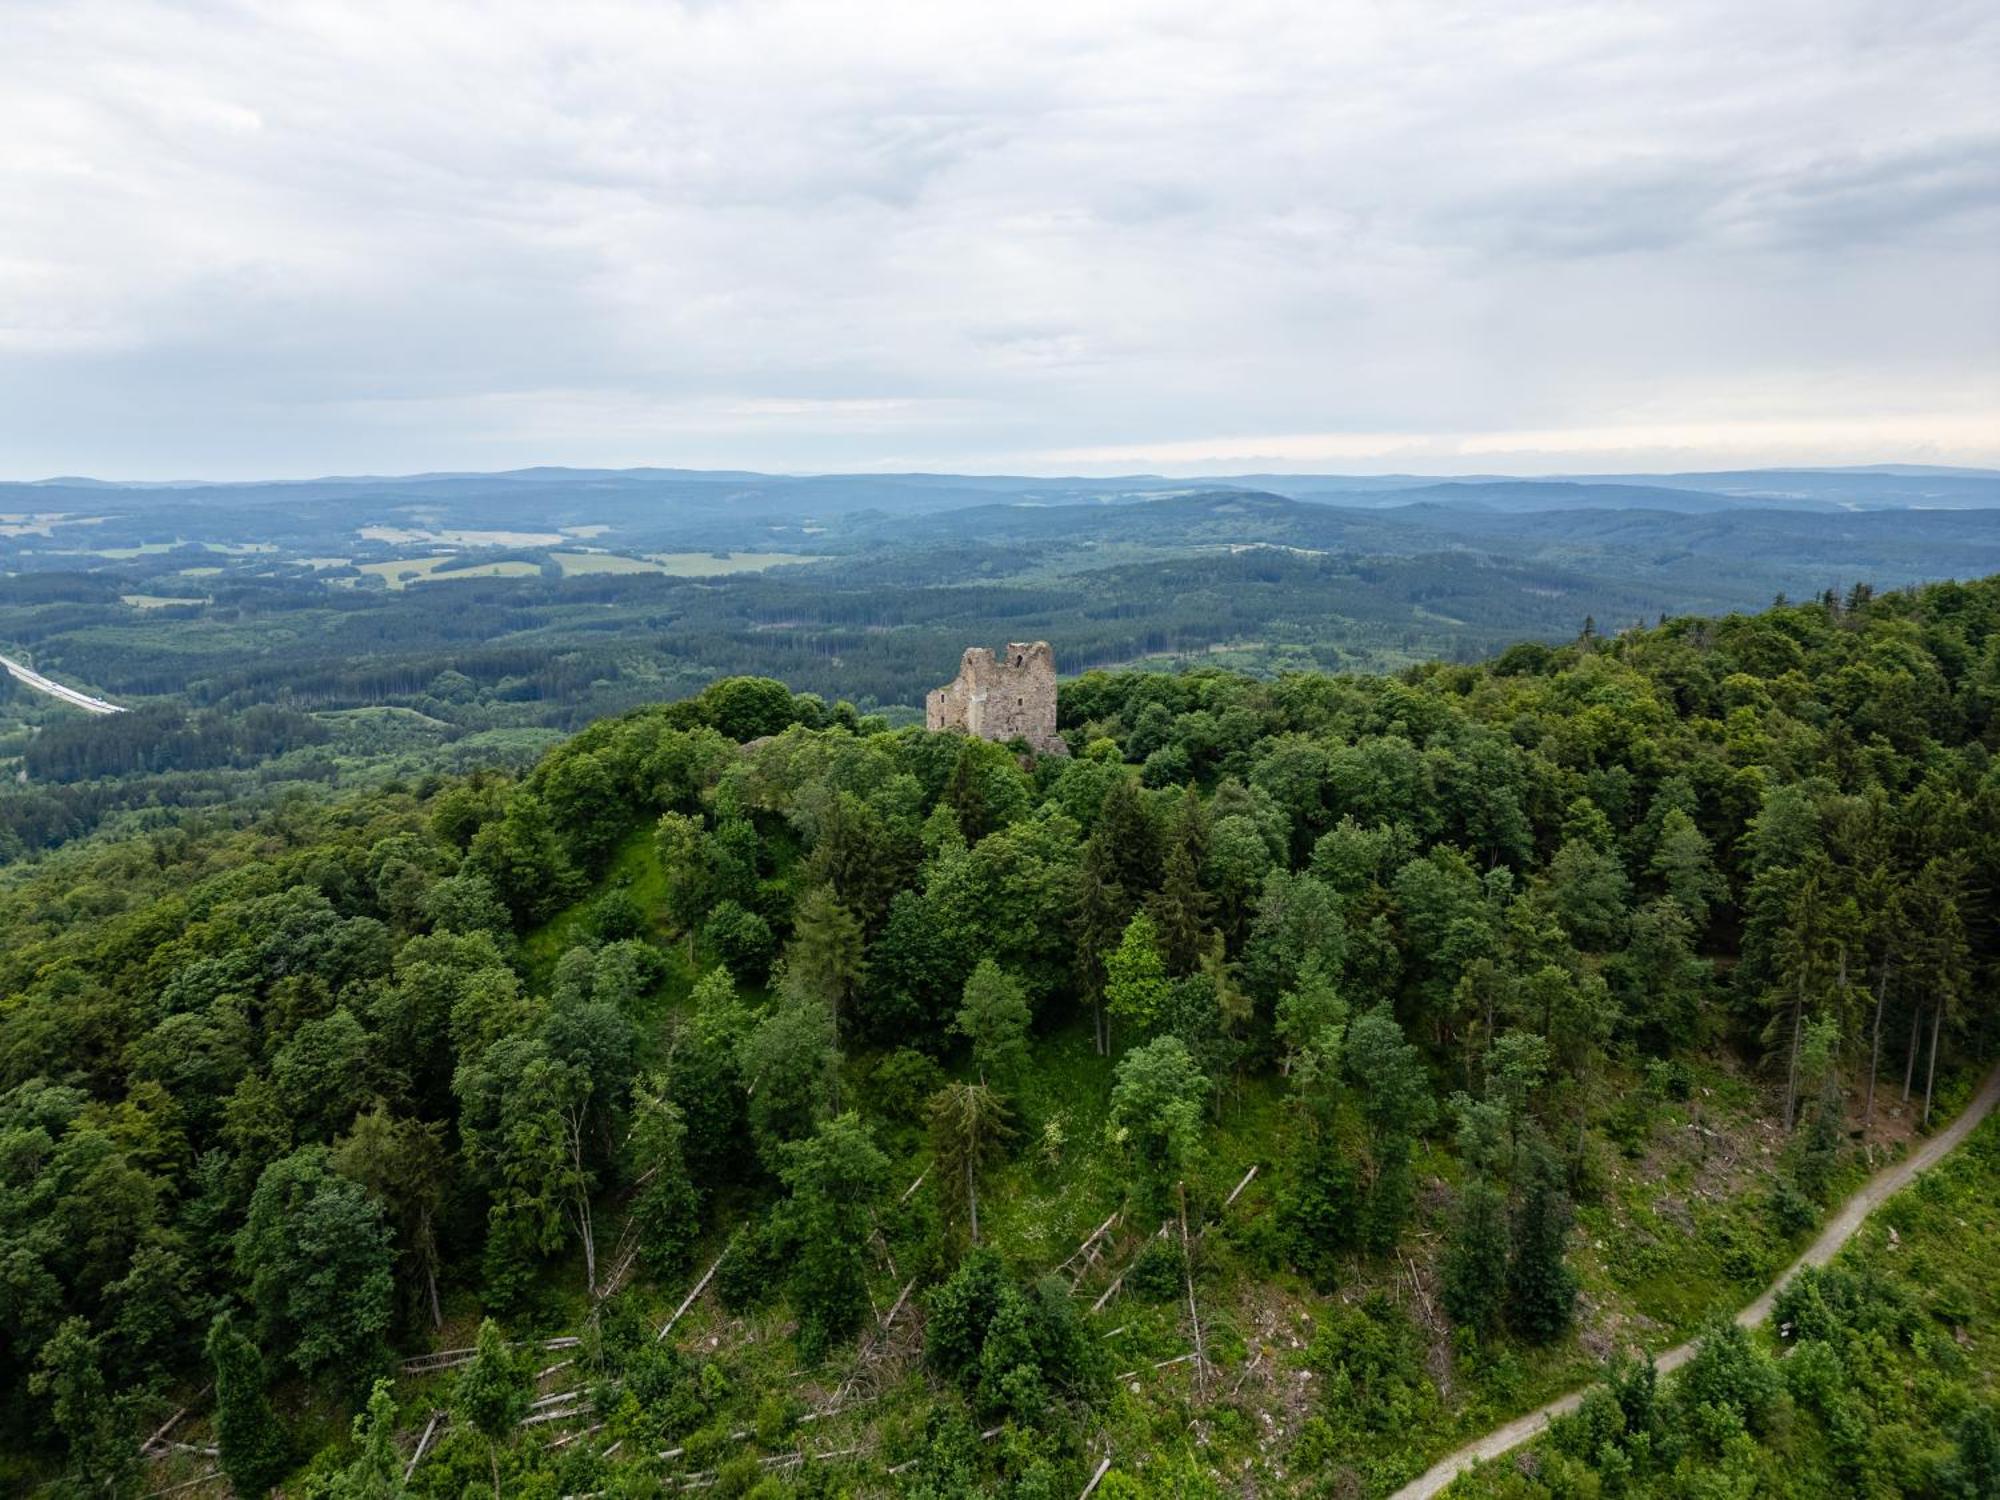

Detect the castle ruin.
[{"left": 926, "top": 641, "right": 1068, "bottom": 756}]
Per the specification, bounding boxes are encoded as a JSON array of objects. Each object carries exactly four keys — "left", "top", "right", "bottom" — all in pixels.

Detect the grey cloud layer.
[{"left": 2, "top": 0, "right": 1995, "bottom": 476}]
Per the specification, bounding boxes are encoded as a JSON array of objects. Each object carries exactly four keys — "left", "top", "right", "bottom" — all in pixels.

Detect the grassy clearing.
[
  {"left": 357, "top": 525, "right": 564, "bottom": 546},
  {"left": 356, "top": 555, "right": 542, "bottom": 588},
  {"left": 520, "top": 825, "right": 675, "bottom": 981},
  {"left": 643, "top": 551, "right": 822, "bottom": 575},
  {"left": 551, "top": 550, "right": 668, "bottom": 576}
]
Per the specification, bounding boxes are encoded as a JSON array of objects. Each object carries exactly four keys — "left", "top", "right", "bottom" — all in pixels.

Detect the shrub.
[
  {"left": 1127, "top": 1238, "right": 1186, "bottom": 1303},
  {"left": 705, "top": 900, "right": 775, "bottom": 983}
]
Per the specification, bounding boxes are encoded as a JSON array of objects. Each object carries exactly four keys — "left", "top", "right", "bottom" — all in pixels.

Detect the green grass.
[
  {"left": 520, "top": 825, "right": 674, "bottom": 981},
  {"left": 550, "top": 550, "right": 667, "bottom": 576},
  {"left": 355, "top": 556, "right": 543, "bottom": 588},
  {"left": 642, "top": 551, "right": 822, "bottom": 575}
]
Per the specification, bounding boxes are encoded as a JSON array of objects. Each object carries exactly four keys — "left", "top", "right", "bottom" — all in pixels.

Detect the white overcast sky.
[{"left": 3, "top": 0, "right": 1997, "bottom": 478}]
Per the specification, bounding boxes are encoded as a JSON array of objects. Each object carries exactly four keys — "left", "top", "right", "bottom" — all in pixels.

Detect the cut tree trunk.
[
  {"left": 1783, "top": 981, "right": 1804, "bottom": 1130},
  {"left": 1865, "top": 960, "right": 1890, "bottom": 1128},
  {"left": 1904, "top": 1002, "right": 1923, "bottom": 1103},
  {"left": 1925, "top": 1003, "right": 1943, "bottom": 1127}
]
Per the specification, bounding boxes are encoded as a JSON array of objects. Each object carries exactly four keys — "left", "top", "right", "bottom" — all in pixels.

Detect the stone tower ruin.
[{"left": 926, "top": 641, "right": 1068, "bottom": 756}]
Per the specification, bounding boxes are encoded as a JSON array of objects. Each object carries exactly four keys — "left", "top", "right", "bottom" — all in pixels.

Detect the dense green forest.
[
  {"left": 3, "top": 576, "right": 1998, "bottom": 1497},
  {"left": 9, "top": 468, "right": 1997, "bottom": 862}
]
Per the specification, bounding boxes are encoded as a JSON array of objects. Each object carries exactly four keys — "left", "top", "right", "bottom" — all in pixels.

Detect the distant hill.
[{"left": 16, "top": 463, "right": 1999, "bottom": 518}]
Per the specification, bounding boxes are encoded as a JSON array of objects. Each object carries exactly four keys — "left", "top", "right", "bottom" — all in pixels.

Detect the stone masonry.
[{"left": 926, "top": 641, "right": 1068, "bottom": 756}]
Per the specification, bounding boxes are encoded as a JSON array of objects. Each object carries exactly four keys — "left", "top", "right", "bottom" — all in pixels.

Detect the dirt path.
[{"left": 1389, "top": 1063, "right": 2000, "bottom": 1500}]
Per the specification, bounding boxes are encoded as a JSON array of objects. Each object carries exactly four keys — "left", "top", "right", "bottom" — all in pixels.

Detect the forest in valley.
[
  {"left": 7, "top": 468, "right": 1999, "bottom": 863},
  {"left": 3, "top": 575, "right": 2000, "bottom": 1497}
]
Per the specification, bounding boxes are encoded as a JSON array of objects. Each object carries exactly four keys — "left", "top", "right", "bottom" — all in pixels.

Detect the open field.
[
  {"left": 550, "top": 549, "right": 669, "bottom": 576},
  {"left": 354, "top": 555, "right": 544, "bottom": 588},
  {"left": 357, "top": 525, "right": 566, "bottom": 546},
  {"left": 642, "top": 549, "right": 821, "bottom": 574}
]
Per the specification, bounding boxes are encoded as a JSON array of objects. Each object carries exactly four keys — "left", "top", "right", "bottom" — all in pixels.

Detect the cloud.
[{"left": 1, "top": 0, "right": 1996, "bottom": 476}]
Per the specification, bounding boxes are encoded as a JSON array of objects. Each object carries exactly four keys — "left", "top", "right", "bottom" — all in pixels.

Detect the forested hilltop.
[{"left": 4, "top": 578, "right": 1998, "bottom": 1498}]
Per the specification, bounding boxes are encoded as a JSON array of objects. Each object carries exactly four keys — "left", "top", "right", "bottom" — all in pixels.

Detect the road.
[
  {"left": 1390, "top": 1062, "right": 2000, "bottom": 1500},
  {"left": 0, "top": 650, "right": 126, "bottom": 714}
]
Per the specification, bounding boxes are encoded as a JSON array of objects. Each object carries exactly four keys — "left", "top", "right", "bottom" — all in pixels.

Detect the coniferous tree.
[
  {"left": 1442, "top": 1179, "right": 1509, "bottom": 1340},
  {"left": 737, "top": 992, "right": 839, "bottom": 1163},
  {"left": 1344, "top": 1004, "right": 1437, "bottom": 1251},
  {"left": 208, "top": 1312, "right": 292, "bottom": 1499},
  {"left": 927, "top": 1080, "right": 1014, "bottom": 1245},
  {"left": 324, "top": 1378, "right": 404, "bottom": 1499},
  {"left": 783, "top": 885, "right": 867, "bottom": 1038},
  {"left": 1649, "top": 807, "right": 1725, "bottom": 929},
  {"left": 453, "top": 1319, "right": 531, "bottom": 1500},
  {"left": 332, "top": 1103, "right": 449, "bottom": 1329},
  {"left": 1506, "top": 1151, "right": 1578, "bottom": 1343},
  {"left": 1093, "top": 772, "right": 1162, "bottom": 893},
  {"left": 1072, "top": 833, "right": 1131, "bottom": 1054},
  {"left": 629, "top": 1076, "right": 701, "bottom": 1276},
  {"left": 1149, "top": 787, "right": 1214, "bottom": 974},
  {"left": 775, "top": 1112, "right": 889, "bottom": 1360}
]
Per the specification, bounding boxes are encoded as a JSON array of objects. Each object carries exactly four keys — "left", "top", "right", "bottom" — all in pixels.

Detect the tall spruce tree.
[
  {"left": 1149, "top": 787, "right": 1214, "bottom": 974},
  {"left": 208, "top": 1312, "right": 292, "bottom": 1498},
  {"left": 1442, "top": 1179, "right": 1509, "bottom": 1340},
  {"left": 1506, "top": 1151, "right": 1578, "bottom": 1343},
  {"left": 453, "top": 1318, "right": 532, "bottom": 1500}
]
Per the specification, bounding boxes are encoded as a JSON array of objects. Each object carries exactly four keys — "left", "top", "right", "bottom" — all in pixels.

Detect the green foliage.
[
  {"left": 316, "top": 1378, "right": 404, "bottom": 1500},
  {"left": 782, "top": 885, "right": 867, "bottom": 1034},
  {"left": 1103, "top": 912, "right": 1170, "bottom": 1037},
  {"left": 924, "top": 1250, "right": 1103, "bottom": 1424},
  {"left": 737, "top": 996, "right": 838, "bottom": 1166},
  {"left": 773, "top": 1113, "right": 889, "bottom": 1361},
  {"left": 454, "top": 1318, "right": 533, "bottom": 1440},
  {"left": 1306, "top": 1294, "right": 1439, "bottom": 1442},
  {"left": 1126, "top": 1238, "right": 1186, "bottom": 1303},
  {"left": 209, "top": 1311, "right": 293, "bottom": 1499},
  {"left": 1443, "top": 1178, "right": 1510, "bottom": 1340},
  {"left": 703, "top": 899, "right": 774, "bottom": 984},
  {"left": 927, "top": 1081, "right": 1014, "bottom": 1245},
  {"left": 630, "top": 1078, "right": 702, "bottom": 1275},
  {"left": 1506, "top": 1150, "right": 1579, "bottom": 1344},
  {"left": 236, "top": 1146, "right": 395, "bottom": 1383},
  {"left": 453, "top": 1318, "right": 532, "bottom": 1497},
  {"left": 955, "top": 960, "right": 1032, "bottom": 1088},
  {"left": 1107, "top": 1035, "right": 1209, "bottom": 1201},
  {"left": 4, "top": 576, "right": 2000, "bottom": 1492},
  {"left": 30, "top": 1317, "right": 139, "bottom": 1499}
]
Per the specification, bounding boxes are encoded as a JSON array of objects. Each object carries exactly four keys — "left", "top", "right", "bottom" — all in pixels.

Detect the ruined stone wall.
[{"left": 925, "top": 640, "right": 1067, "bottom": 755}]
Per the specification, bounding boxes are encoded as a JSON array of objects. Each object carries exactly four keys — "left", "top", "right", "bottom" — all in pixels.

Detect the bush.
[
  {"left": 871, "top": 1048, "right": 946, "bottom": 1124},
  {"left": 1280, "top": 1144, "right": 1361, "bottom": 1289},
  {"left": 705, "top": 899, "right": 775, "bottom": 983},
  {"left": 1767, "top": 1177, "right": 1817, "bottom": 1238},
  {"left": 1127, "top": 1238, "right": 1186, "bottom": 1303},
  {"left": 1674, "top": 1318, "right": 1784, "bottom": 1446},
  {"left": 924, "top": 1250, "right": 1103, "bottom": 1424},
  {"left": 592, "top": 888, "right": 648, "bottom": 941},
  {"left": 716, "top": 1218, "right": 785, "bottom": 1312},
  {"left": 1307, "top": 1294, "right": 1437, "bottom": 1439}
]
